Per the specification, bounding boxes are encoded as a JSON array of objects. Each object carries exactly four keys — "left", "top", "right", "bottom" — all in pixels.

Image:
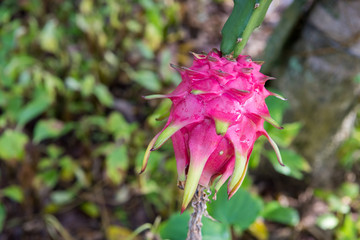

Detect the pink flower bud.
[{"left": 142, "top": 50, "right": 284, "bottom": 212}]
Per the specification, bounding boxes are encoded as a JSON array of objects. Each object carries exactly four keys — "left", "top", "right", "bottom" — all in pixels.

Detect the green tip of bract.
[
  {"left": 214, "top": 174, "right": 230, "bottom": 193},
  {"left": 189, "top": 51, "right": 207, "bottom": 59},
  {"left": 265, "top": 133, "right": 284, "bottom": 167},
  {"left": 270, "top": 92, "right": 287, "bottom": 101},
  {"left": 181, "top": 161, "right": 206, "bottom": 213},
  {"left": 262, "top": 115, "right": 283, "bottom": 129},
  {"left": 143, "top": 94, "right": 168, "bottom": 100},
  {"left": 214, "top": 119, "right": 230, "bottom": 136},
  {"left": 253, "top": 61, "right": 264, "bottom": 66},
  {"left": 191, "top": 90, "right": 206, "bottom": 95},
  {"left": 152, "top": 124, "right": 182, "bottom": 151},
  {"left": 140, "top": 133, "right": 160, "bottom": 174},
  {"left": 228, "top": 153, "right": 248, "bottom": 199}
]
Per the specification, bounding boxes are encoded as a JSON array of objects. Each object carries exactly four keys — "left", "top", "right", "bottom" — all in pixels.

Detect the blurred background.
[{"left": 0, "top": 0, "right": 360, "bottom": 239}]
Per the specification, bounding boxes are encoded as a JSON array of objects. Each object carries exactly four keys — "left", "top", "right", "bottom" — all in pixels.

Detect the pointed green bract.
[
  {"left": 152, "top": 124, "right": 183, "bottom": 151},
  {"left": 214, "top": 119, "right": 230, "bottom": 136},
  {"left": 264, "top": 132, "right": 284, "bottom": 166},
  {"left": 140, "top": 133, "right": 160, "bottom": 173},
  {"left": 143, "top": 94, "right": 168, "bottom": 100},
  {"left": 262, "top": 115, "right": 283, "bottom": 129},
  {"left": 228, "top": 152, "right": 248, "bottom": 198},
  {"left": 190, "top": 51, "right": 207, "bottom": 59},
  {"left": 215, "top": 172, "right": 231, "bottom": 194},
  {"left": 270, "top": 92, "right": 287, "bottom": 101},
  {"left": 181, "top": 160, "right": 207, "bottom": 213}
]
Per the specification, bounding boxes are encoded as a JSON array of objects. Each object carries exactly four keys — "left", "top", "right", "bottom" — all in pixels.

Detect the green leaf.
[
  {"left": 202, "top": 217, "right": 231, "bottom": 240},
  {"left": 135, "top": 41, "right": 154, "bottom": 59},
  {"left": 336, "top": 214, "right": 357, "bottom": 240},
  {"left": 220, "top": 0, "right": 255, "bottom": 55},
  {"left": 159, "top": 49, "right": 173, "bottom": 82},
  {"left": 50, "top": 190, "right": 75, "bottom": 205},
  {"left": 338, "top": 182, "right": 359, "bottom": 200},
  {"left": 126, "top": 20, "right": 142, "bottom": 34},
  {"left": 38, "top": 158, "right": 53, "bottom": 169},
  {"left": 59, "top": 156, "right": 76, "bottom": 182},
  {"left": 313, "top": 188, "right": 332, "bottom": 200},
  {"left": 267, "top": 149, "right": 311, "bottom": 180},
  {"left": 0, "top": 129, "right": 28, "bottom": 161},
  {"left": 262, "top": 201, "right": 299, "bottom": 226},
  {"left": 65, "top": 77, "right": 81, "bottom": 91},
  {"left": 2, "top": 185, "right": 24, "bottom": 203},
  {"left": 328, "top": 195, "right": 350, "bottom": 214},
  {"left": 33, "top": 119, "right": 73, "bottom": 143},
  {"left": 94, "top": 84, "right": 114, "bottom": 107},
  {"left": 4, "top": 94, "right": 23, "bottom": 123},
  {"left": 144, "top": 23, "right": 163, "bottom": 51},
  {"left": 106, "top": 112, "right": 137, "bottom": 141},
  {"left": 81, "top": 75, "right": 95, "bottom": 97},
  {"left": 0, "top": 204, "right": 5, "bottom": 232},
  {"left": 131, "top": 70, "right": 161, "bottom": 92},
  {"left": 207, "top": 187, "right": 262, "bottom": 229},
  {"left": 17, "top": 90, "right": 52, "bottom": 126},
  {"left": 4, "top": 55, "right": 35, "bottom": 83},
  {"left": 37, "top": 169, "right": 59, "bottom": 189},
  {"left": 316, "top": 213, "right": 339, "bottom": 230},
  {"left": 39, "top": 19, "right": 59, "bottom": 53},
  {"left": 158, "top": 212, "right": 191, "bottom": 240},
  {"left": 159, "top": 211, "right": 231, "bottom": 240},
  {"left": 106, "top": 145, "right": 129, "bottom": 185},
  {"left": 80, "top": 202, "right": 100, "bottom": 218},
  {"left": 46, "top": 145, "right": 64, "bottom": 159}
]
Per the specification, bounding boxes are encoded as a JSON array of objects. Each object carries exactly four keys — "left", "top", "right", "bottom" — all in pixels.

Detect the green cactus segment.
[
  {"left": 234, "top": 0, "right": 273, "bottom": 57},
  {"left": 220, "top": 0, "right": 256, "bottom": 55}
]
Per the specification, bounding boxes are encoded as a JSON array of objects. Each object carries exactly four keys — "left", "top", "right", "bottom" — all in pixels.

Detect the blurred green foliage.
[
  {"left": 0, "top": 0, "right": 359, "bottom": 239},
  {"left": 0, "top": 0, "right": 183, "bottom": 238}
]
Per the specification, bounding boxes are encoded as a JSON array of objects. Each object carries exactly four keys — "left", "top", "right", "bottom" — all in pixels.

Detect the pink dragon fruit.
[{"left": 141, "top": 49, "right": 284, "bottom": 212}]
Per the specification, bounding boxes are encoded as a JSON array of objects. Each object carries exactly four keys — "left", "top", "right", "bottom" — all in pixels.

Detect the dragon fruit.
[{"left": 141, "top": 49, "right": 284, "bottom": 212}]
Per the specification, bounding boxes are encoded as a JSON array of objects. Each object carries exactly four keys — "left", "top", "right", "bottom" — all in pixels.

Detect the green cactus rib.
[
  {"left": 234, "top": 0, "right": 273, "bottom": 57},
  {"left": 220, "top": 0, "right": 273, "bottom": 56},
  {"left": 220, "top": 0, "right": 256, "bottom": 55}
]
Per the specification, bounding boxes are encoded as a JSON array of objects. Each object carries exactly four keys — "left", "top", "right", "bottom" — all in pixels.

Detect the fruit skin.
[{"left": 141, "top": 49, "right": 283, "bottom": 212}]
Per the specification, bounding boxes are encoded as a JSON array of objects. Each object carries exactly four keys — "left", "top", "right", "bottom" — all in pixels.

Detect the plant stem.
[
  {"left": 233, "top": 0, "right": 272, "bottom": 57},
  {"left": 186, "top": 186, "right": 210, "bottom": 240}
]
